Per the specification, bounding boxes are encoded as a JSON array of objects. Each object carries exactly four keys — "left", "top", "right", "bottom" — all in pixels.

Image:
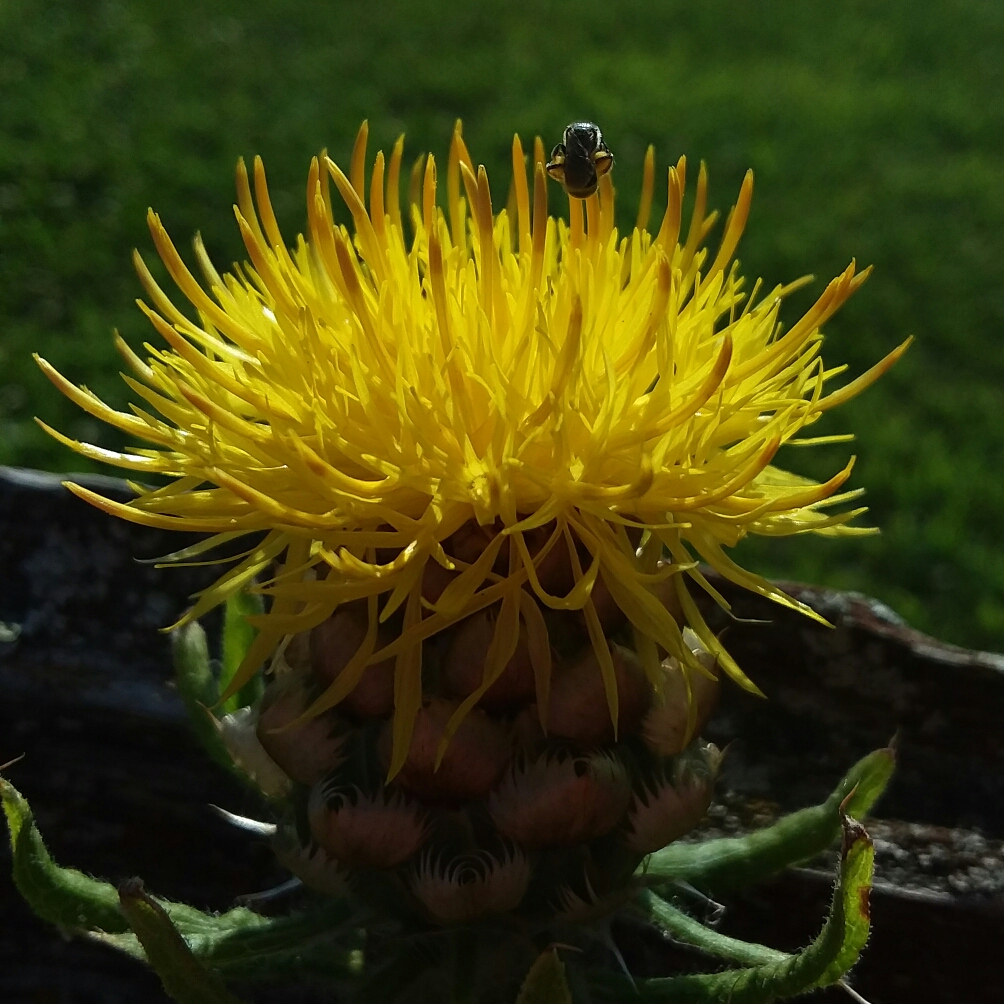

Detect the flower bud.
[
  {"left": 256, "top": 678, "right": 347, "bottom": 786},
  {"left": 378, "top": 697, "right": 511, "bottom": 805},
  {"left": 582, "top": 572, "right": 627, "bottom": 634},
  {"left": 283, "top": 630, "right": 313, "bottom": 675},
  {"left": 441, "top": 520, "right": 579, "bottom": 602},
  {"left": 411, "top": 848, "right": 531, "bottom": 924},
  {"left": 546, "top": 644, "right": 651, "bottom": 745},
  {"left": 307, "top": 784, "right": 428, "bottom": 869},
  {"left": 441, "top": 610, "right": 536, "bottom": 710},
  {"left": 271, "top": 824, "right": 348, "bottom": 896},
  {"left": 510, "top": 705, "right": 547, "bottom": 760},
  {"left": 489, "top": 751, "right": 632, "bottom": 848},
  {"left": 448, "top": 519, "right": 503, "bottom": 565},
  {"left": 311, "top": 604, "right": 396, "bottom": 718},
  {"left": 216, "top": 706, "right": 291, "bottom": 798},
  {"left": 624, "top": 743, "right": 721, "bottom": 855},
  {"left": 641, "top": 630, "right": 720, "bottom": 757},
  {"left": 421, "top": 521, "right": 505, "bottom": 604},
  {"left": 568, "top": 529, "right": 643, "bottom": 633},
  {"left": 422, "top": 559, "right": 458, "bottom": 605},
  {"left": 520, "top": 521, "right": 576, "bottom": 597},
  {"left": 650, "top": 564, "right": 686, "bottom": 628}
]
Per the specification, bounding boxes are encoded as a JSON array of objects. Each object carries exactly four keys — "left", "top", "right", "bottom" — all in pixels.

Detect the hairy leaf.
[
  {"left": 594, "top": 813, "right": 875, "bottom": 1002},
  {"left": 640, "top": 890, "right": 787, "bottom": 968},
  {"left": 119, "top": 879, "right": 247, "bottom": 1004},
  {"left": 1, "top": 778, "right": 266, "bottom": 940},
  {"left": 193, "top": 898, "right": 358, "bottom": 977},
  {"left": 813, "top": 814, "right": 874, "bottom": 988},
  {"left": 640, "top": 745, "right": 893, "bottom": 892},
  {"left": 1, "top": 776, "right": 128, "bottom": 933}
]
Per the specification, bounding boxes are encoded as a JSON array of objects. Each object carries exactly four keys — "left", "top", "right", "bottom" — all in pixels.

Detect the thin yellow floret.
[{"left": 37, "top": 121, "right": 909, "bottom": 775}]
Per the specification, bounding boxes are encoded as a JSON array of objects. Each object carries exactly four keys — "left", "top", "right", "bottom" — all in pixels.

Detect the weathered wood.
[{"left": 697, "top": 573, "right": 1004, "bottom": 834}]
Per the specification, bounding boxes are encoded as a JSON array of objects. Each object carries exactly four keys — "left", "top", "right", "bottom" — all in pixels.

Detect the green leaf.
[
  {"left": 194, "top": 898, "right": 358, "bottom": 977},
  {"left": 1, "top": 776, "right": 128, "bottom": 933},
  {"left": 639, "top": 890, "right": 787, "bottom": 968},
  {"left": 517, "top": 948, "right": 573, "bottom": 1004},
  {"left": 118, "top": 878, "right": 247, "bottom": 1004},
  {"left": 640, "top": 745, "right": 893, "bottom": 893},
  {"left": 3, "top": 775, "right": 360, "bottom": 981},
  {"left": 174, "top": 620, "right": 218, "bottom": 709},
  {"left": 813, "top": 815, "right": 874, "bottom": 988},
  {"left": 102, "top": 895, "right": 362, "bottom": 979},
  {"left": 638, "top": 811, "right": 875, "bottom": 985},
  {"left": 173, "top": 621, "right": 231, "bottom": 771},
  {"left": 2, "top": 777, "right": 267, "bottom": 940},
  {"left": 592, "top": 813, "right": 875, "bottom": 1003},
  {"left": 89, "top": 901, "right": 362, "bottom": 982},
  {"left": 220, "top": 590, "right": 265, "bottom": 713}
]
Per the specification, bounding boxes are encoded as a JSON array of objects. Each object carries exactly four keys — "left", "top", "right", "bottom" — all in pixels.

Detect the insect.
[{"left": 546, "top": 121, "right": 614, "bottom": 199}]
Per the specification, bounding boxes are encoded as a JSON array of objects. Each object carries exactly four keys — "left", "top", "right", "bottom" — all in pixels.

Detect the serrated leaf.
[
  {"left": 640, "top": 745, "right": 893, "bottom": 892},
  {"left": 517, "top": 948, "right": 573, "bottom": 1004},
  {"left": 594, "top": 814, "right": 875, "bottom": 1003},
  {"left": 220, "top": 590, "right": 265, "bottom": 712},
  {"left": 119, "top": 878, "right": 247, "bottom": 1004}
]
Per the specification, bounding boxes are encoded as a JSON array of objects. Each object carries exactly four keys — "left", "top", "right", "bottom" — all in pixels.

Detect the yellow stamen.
[
  {"left": 349, "top": 119, "right": 369, "bottom": 198},
  {"left": 386, "top": 134, "right": 405, "bottom": 233},
  {"left": 512, "top": 134, "right": 531, "bottom": 255},
  {"left": 636, "top": 144, "right": 656, "bottom": 232}
]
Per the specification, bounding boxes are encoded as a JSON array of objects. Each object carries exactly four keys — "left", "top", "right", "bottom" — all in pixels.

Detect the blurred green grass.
[{"left": 1, "top": 0, "right": 1002, "bottom": 650}]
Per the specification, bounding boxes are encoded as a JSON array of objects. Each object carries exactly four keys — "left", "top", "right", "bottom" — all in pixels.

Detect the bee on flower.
[{"left": 546, "top": 121, "right": 614, "bottom": 198}]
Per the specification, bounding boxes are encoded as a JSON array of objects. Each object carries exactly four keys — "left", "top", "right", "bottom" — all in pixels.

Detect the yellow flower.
[{"left": 36, "top": 121, "right": 908, "bottom": 776}]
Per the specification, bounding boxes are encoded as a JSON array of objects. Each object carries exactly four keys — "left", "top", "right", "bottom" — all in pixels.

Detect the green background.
[{"left": 1, "top": 0, "right": 1001, "bottom": 651}]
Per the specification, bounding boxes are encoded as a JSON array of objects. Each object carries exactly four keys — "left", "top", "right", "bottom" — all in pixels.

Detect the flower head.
[{"left": 37, "top": 121, "right": 908, "bottom": 774}]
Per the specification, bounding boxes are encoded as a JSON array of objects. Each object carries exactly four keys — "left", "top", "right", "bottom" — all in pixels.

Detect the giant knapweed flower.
[{"left": 33, "top": 121, "right": 906, "bottom": 959}]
